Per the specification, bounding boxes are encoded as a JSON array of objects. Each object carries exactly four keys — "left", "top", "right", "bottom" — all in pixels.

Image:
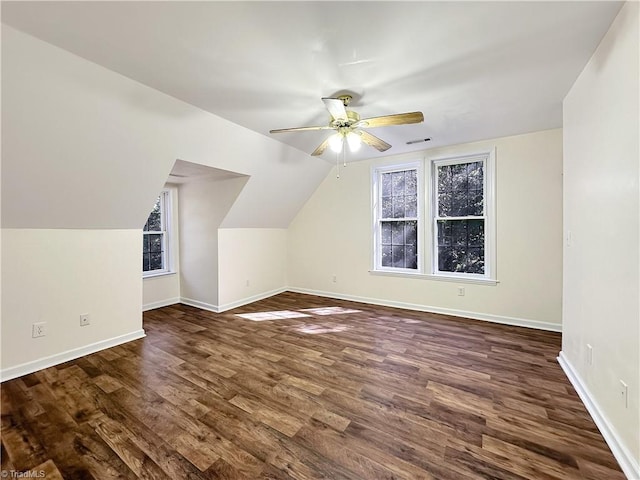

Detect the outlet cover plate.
[{"left": 32, "top": 322, "right": 46, "bottom": 338}]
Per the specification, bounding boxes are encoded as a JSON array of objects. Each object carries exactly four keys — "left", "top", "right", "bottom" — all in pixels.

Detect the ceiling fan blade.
[
  {"left": 322, "top": 97, "right": 348, "bottom": 122},
  {"left": 311, "top": 138, "right": 331, "bottom": 156},
  {"left": 356, "top": 111, "right": 424, "bottom": 128},
  {"left": 270, "top": 125, "right": 333, "bottom": 134},
  {"left": 359, "top": 130, "right": 392, "bottom": 152}
]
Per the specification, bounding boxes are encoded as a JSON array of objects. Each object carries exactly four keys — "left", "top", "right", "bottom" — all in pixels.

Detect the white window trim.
[
  {"left": 143, "top": 189, "right": 173, "bottom": 278},
  {"left": 368, "top": 269, "right": 498, "bottom": 286},
  {"left": 371, "top": 160, "right": 424, "bottom": 274},
  {"left": 369, "top": 151, "right": 497, "bottom": 286},
  {"left": 143, "top": 270, "right": 176, "bottom": 279},
  {"left": 426, "top": 149, "right": 496, "bottom": 282}
]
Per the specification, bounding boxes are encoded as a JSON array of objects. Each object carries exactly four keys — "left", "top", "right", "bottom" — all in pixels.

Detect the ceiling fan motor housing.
[
  {"left": 337, "top": 94, "right": 352, "bottom": 107},
  {"left": 332, "top": 110, "right": 360, "bottom": 128},
  {"left": 269, "top": 94, "right": 423, "bottom": 156}
]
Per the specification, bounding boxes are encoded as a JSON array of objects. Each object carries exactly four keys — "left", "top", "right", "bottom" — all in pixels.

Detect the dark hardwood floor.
[{"left": 1, "top": 292, "right": 625, "bottom": 479}]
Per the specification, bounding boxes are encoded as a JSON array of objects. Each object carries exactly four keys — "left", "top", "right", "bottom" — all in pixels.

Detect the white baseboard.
[
  {"left": 558, "top": 352, "right": 639, "bottom": 480},
  {"left": 179, "top": 297, "right": 220, "bottom": 313},
  {"left": 142, "top": 297, "right": 181, "bottom": 311},
  {"left": 216, "top": 287, "right": 287, "bottom": 313},
  {"left": 287, "top": 287, "right": 562, "bottom": 332},
  {"left": 0, "top": 329, "right": 146, "bottom": 383},
  {"left": 180, "top": 288, "right": 287, "bottom": 314}
]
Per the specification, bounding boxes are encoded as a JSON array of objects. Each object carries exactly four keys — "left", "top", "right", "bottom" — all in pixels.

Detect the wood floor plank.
[
  {"left": 0, "top": 382, "right": 49, "bottom": 471},
  {"left": 294, "top": 418, "right": 419, "bottom": 479},
  {"left": 84, "top": 382, "right": 206, "bottom": 479},
  {"left": 90, "top": 414, "right": 168, "bottom": 479},
  {"left": 27, "top": 459, "right": 66, "bottom": 480},
  {"left": 344, "top": 421, "right": 477, "bottom": 480},
  {"left": 1, "top": 292, "right": 626, "bottom": 479},
  {"left": 481, "top": 435, "right": 583, "bottom": 479}
]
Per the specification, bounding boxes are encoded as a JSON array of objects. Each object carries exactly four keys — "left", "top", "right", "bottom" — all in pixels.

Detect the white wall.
[
  {"left": 561, "top": 2, "right": 639, "bottom": 477},
  {"left": 289, "top": 128, "right": 563, "bottom": 329},
  {"left": 1, "top": 26, "right": 330, "bottom": 231},
  {"left": 144, "top": 180, "right": 290, "bottom": 312},
  {"left": 179, "top": 176, "right": 247, "bottom": 309},
  {"left": 143, "top": 273, "right": 180, "bottom": 311},
  {"left": 142, "top": 184, "right": 181, "bottom": 310},
  {"left": 218, "top": 228, "right": 288, "bottom": 310},
  {"left": 1, "top": 25, "right": 330, "bottom": 377},
  {"left": 1, "top": 229, "right": 144, "bottom": 379}
]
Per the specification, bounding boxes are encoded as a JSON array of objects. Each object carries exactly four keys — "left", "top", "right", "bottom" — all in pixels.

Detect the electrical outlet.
[
  {"left": 586, "top": 344, "right": 593, "bottom": 366},
  {"left": 620, "top": 380, "right": 629, "bottom": 408},
  {"left": 245, "top": 279, "right": 250, "bottom": 287},
  {"left": 80, "top": 314, "right": 90, "bottom": 326},
  {"left": 32, "top": 322, "right": 46, "bottom": 338},
  {"left": 457, "top": 286, "right": 465, "bottom": 296},
  {"left": 332, "top": 274, "right": 337, "bottom": 283}
]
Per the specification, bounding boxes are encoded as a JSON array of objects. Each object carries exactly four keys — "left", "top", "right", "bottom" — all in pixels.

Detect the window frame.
[
  {"left": 371, "top": 161, "right": 424, "bottom": 274},
  {"left": 427, "top": 150, "right": 496, "bottom": 282},
  {"left": 142, "top": 189, "right": 172, "bottom": 278}
]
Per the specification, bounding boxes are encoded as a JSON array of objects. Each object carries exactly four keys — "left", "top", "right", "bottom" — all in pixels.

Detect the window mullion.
[{"left": 434, "top": 215, "right": 485, "bottom": 221}]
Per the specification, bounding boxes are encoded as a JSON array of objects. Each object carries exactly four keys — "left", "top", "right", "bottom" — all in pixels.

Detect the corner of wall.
[
  {"left": 562, "top": 1, "right": 640, "bottom": 474},
  {"left": 558, "top": 353, "right": 640, "bottom": 480}
]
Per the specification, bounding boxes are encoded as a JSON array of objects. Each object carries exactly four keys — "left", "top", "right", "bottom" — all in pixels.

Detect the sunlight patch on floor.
[
  {"left": 236, "top": 306, "right": 362, "bottom": 322},
  {"left": 292, "top": 324, "right": 352, "bottom": 334},
  {"left": 235, "top": 310, "right": 311, "bottom": 321},
  {"left": 299, "top": 307, "right": 362, "bottom": 315}
]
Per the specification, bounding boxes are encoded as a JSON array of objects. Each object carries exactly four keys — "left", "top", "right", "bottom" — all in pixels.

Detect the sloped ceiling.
[
  {"left": 168, "top": 161, "right": 245, "bottom": 185},
  {"left": 1, "top": 26, "right": 330, "bottom": 230},
  {"left": 1, "top": 1, "right": 622, "bottom": 161}
]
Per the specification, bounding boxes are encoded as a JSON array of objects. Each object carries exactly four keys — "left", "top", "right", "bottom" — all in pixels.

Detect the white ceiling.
[
  {"left": 168, "top": 160, "right": 247, "bottom": 184},
  {"left": 1, "top": 1, "right": 622, "bottom": 162}
]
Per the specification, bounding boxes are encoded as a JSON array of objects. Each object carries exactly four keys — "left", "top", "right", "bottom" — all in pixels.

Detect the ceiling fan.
[{"left": 269, "top": 95, "right": 424, "bottom": 156}]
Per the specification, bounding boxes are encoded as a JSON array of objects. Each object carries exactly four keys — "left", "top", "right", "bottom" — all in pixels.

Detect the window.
[
  {"left": 431, "top": 152, "right": 494, "bottom": 280},
  {"left": 373, "top": 163, "right": 422, "bottom": 272},
  {"left": 143, "top": 191, "right": 171, "bottom": 276},
  {"left": 371, "top": 153, "right": 495, "bottom": 283}
]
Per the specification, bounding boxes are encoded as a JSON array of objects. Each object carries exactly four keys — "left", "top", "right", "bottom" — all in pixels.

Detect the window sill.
[
  {"left": 369, "top": 269, "right": 498, "bottom": 286},
  {"left": 143, "top": 271, "right": 176, "bottom": 280}
]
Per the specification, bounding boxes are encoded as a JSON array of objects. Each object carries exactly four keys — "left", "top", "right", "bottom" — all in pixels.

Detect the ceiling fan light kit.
[
  {"left": 269, "top": 94, "right": 424, "bottom": 157},
  {"left": 328, "top": 129, "right": 362, "bottom": 154},
  {"left": 346, "top": 131, "right": 362, "bottom": 152},
  {"left": 328, "top": 133, "right": 344, "bottom": 153}
]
